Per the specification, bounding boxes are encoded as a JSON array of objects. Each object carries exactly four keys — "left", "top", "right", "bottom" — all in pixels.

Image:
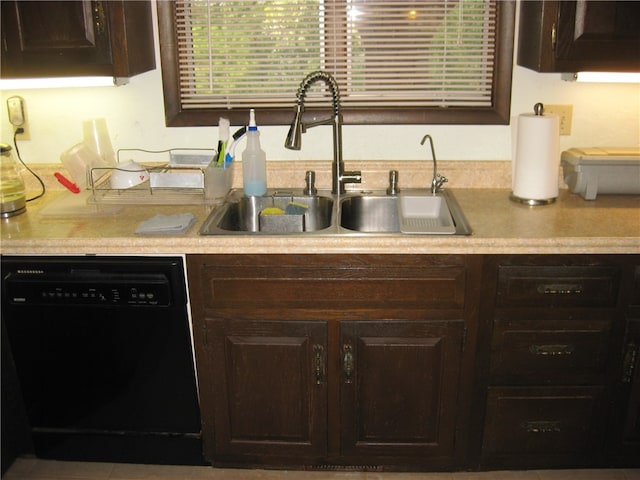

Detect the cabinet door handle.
[
  {"left": 522, "top": 420, "right": 562, "bottom": 433},
  {"left": 93, "top": 1, "right": 106, "bottom": 36},
  {"left": 342, "top": 343, "right": 354, "bottom": 384},
  {"left": 529, "top": 344, "right": 575, "bottom": 356},
  {"left": 622, "top": 342, "right": 638, "bottom": 384},
  {"left": 313, "top": 344, "right": 325, "bottom": 385},
  {"left": 537, "top": 283, "right": 583, "bottom": 295}
]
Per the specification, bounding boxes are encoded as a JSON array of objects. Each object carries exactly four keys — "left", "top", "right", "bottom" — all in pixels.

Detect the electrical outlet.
[
  {"left": 544, "top": 104, "right": 573, "bottom": 136},
  {"left": 15, "top": 124, "right": 31, "bottom": 141},
  {"left": 6, "top": 96, "right": 30, "bottom": 140}
]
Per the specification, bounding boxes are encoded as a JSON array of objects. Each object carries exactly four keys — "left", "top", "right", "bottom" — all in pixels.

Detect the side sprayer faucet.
[
  {"left": 420, "top": 134, "right": 448, "bottom": 194},
  {"left": 284, "top": 71, "right": 361, "bottom": 194}
]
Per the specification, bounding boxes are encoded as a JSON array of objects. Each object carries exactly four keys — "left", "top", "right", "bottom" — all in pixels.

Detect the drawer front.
[
  {"left": 497, "top": 265, "right": 620, "bottom": 308},
  {"left": 483, "top": 386, "right": 605, "bottom": 457},
  {"left": 490, "top": 319, "right": 612, "bottom": 384},
  {"left": 194, "top": 259, "right": 467, "bottom": 310}
]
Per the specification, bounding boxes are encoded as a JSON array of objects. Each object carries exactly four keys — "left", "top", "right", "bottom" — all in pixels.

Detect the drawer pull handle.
[
  {"left": 343, "top": 343, "right": 354, "bottom": 384},
  {"left": 313, "top": 344, "right": 325, "bottom": 385},
  {"left": 622, "top": 342, "right": 638, "bottom": 384},
  {"left": 523, "top": 420, "right": 562, "bottom": 433},
  {"left": 537, "top": 283, "right": 583, "bottom": 295},
  {"left": 529, "top": 344, "right": 575, "bottom": 356}
]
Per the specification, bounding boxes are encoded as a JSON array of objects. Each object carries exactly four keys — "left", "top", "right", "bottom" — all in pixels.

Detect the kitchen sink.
[
  {"left": 199, "top": 188, "right": 471, "bottom": 236},
  {"left": 199, "top": 189, "right": 334, "bottom": 234},
  {"left": 339, "top": 195, "right": 399, "bottom": 233},
  {"left": 339, "top": 191, "right": 468, "bottom": 235}
]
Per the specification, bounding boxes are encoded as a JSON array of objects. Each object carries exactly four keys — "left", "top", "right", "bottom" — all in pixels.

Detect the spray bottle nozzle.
[{"left": 249, "top": 108, "right": 257, "bottom": 131}]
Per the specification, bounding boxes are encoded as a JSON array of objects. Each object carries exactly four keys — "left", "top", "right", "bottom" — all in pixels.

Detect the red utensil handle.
[{"left": 54, "top": 172, "right": 81, "bottom": 194}]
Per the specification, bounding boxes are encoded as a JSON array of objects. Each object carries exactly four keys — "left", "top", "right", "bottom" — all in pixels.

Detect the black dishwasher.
[{"left": 1, "top": 256, "right": 204, "bottom": 465}]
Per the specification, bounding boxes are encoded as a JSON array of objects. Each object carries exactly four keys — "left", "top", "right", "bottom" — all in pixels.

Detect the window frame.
[{"left": 157, "top": 0, "right": 516, "bottom": 127}]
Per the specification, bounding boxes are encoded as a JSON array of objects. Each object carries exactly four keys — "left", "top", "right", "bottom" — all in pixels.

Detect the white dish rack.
[{"left": 87, "top": 148, "right": 216, "bottom": 205}]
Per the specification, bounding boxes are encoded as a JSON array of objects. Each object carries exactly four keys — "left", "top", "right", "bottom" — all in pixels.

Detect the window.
[{"left": 158, "top": 0, "right": 515, "bottom": 126}]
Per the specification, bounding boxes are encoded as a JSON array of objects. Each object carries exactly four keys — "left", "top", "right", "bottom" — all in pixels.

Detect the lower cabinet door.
[
  {"left": 203, "top": 318, "right": 328, "bottom": 462},
  {"left": 608, "top": 316, "right": 640, "bottom": 466},
  {"left": 339, "top": 320, "right": 465, "bottom": 464},
  {"left": 482, "top": 386, "right": 606, "bottom": 468},
  {"left": 621, "top": 318, "right": 640, "bottom": 455}
]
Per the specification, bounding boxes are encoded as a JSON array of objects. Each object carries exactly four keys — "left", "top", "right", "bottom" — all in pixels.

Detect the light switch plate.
[{"left": 544, "top": 104, "right": 573, "bottom": 136}]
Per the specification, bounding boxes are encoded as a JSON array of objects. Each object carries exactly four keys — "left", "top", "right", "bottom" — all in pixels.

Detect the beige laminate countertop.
[{"left": 1, "top": 188, "right": 638, "bottom": 255}]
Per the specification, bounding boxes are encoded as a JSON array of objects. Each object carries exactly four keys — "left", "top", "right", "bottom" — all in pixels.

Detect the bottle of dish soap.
[{"left": 242, "top": 109, "right": 267, "bottom": 196}]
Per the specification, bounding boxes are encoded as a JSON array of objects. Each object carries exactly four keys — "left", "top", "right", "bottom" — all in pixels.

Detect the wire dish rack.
[{"left": 87, "top": 148, "right": 216, "bottom": 205}]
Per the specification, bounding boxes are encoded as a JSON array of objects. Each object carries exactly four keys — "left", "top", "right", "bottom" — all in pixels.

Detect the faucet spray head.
[{"left": 284, "top": 105, "right": 304, "bottom": 150}]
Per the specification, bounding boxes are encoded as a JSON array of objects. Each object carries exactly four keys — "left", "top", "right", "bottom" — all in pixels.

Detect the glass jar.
[{"left": 1, "top": 143, "right": 26, "bottom": 217}]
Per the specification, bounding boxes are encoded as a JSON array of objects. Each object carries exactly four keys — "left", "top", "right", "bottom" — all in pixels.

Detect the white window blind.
[{"left": 174, "top": 0, "right": 499, "bottom": 112}]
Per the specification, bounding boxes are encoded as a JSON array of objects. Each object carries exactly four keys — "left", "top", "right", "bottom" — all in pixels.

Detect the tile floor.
[{"left": 2, "top": 458, "right": 639, "bottom": 480}]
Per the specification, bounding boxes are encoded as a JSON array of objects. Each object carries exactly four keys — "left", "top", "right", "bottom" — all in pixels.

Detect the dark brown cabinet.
[
  {"left": 484, "top": 385, "right": 606, "bottom": 465},
  {"left": 615, "top": 318, "right": 640, "bottom": 463},
  {"left": 1, "top": 0, "right": 155, "bottom": 80},
  {"left": 202, "top": 318, "right": 328, "bottom": 461},
  {"left": 187, "top": 254, "right": 481, "bottom": 470},
  {"left": 607, "top": 265, "right": 640, "bottom": 466},
  {"left": 186, "top": 253, "right": 639, "bottom": 471},
  {"left": 339, "top": 320, "right": 465, "bottom": 461},
  {"left": 489, "top": 314, "right": 614, "bottom": 386},
  {"left": 517, "top": 1, "right": 640, "bottom": 72},
  {"left": 480, "top": 255, "right": 627, "bottom": 469}
]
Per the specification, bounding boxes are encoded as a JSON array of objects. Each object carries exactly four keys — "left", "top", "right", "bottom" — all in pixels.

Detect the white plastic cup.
[
  {"left": 83, "top": 118, "right": 116, "bottom": 166},
  {"left": 60, "top": 142, "right": 104, "bottom": 189},
  {"left": 204, "top": 164, "right": 233, "bottom": 204}
]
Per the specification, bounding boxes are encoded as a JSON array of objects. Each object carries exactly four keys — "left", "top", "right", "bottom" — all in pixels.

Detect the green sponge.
[{"left": 285, "top": 202, "right": 308, "bottom": 215}]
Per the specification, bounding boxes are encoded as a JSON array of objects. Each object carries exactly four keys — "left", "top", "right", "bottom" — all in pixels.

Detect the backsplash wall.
[{"left": 1, "top": 1, "right": 638, "bottom": 166}]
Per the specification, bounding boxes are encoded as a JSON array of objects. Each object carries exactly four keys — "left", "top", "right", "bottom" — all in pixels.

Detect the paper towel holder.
[
  {"left": 509, "top": 193, "right": 556, "bottom": 206},
  {"left": 510, "top": 102, "right": 558, "bottom": 206}
]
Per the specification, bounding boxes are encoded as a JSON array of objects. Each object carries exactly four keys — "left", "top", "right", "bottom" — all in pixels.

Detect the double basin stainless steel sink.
[{"left": 199, "top": 188, "right": 472, "bottom": 236}]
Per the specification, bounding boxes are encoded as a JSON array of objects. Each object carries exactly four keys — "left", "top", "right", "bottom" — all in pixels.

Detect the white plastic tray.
[{"left": 399, "top": 195, "right": 456, "bottom": 234}]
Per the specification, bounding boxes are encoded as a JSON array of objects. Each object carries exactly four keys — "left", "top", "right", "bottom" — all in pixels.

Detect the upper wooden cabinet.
[
  {"left": 517, "top": 1, "right": 640, "bottom": 73},
  {"left": 1, "top": 1, "right": 155, "bottom": 81}
]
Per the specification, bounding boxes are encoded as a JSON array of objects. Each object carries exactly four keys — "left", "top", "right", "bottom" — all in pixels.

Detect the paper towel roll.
[{"left": 512, "top": 113, "right": 560, "bottom": 203}]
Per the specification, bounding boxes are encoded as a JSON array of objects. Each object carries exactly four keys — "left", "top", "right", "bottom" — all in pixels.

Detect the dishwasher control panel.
[{"left": 4, "top": 273, "right": 172, "bottom": 307}]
